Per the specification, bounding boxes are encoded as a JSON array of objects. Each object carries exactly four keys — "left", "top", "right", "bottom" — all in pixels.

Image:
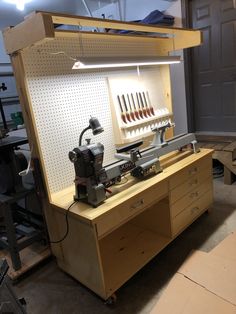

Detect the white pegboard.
[{"left": 21, "top": 37, "right": 170, "bottom": 195}]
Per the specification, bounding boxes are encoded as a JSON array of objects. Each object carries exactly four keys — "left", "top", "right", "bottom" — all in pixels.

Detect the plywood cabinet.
[{"left": 50, "top": 149, "right": 213, "bottom": 300}]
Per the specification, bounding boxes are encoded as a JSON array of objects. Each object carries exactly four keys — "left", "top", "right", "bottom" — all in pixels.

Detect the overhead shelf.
[{"left": 3, "top": 11, "right": 202, "bottom": 55}]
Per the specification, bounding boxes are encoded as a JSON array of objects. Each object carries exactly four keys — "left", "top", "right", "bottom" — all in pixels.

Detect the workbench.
[
  {"left": 2, "top": 11, "right": 213, "bottom": 300},
  {"left": 50, "top": 148, "right": 213, "bottom": 300}
]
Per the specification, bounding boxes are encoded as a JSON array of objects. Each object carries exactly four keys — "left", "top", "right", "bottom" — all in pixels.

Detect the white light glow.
[
  {"left": 4, "top": 0, "right": 32, "bottom": 11},
  {"left": 72, "top": 56, "right": 181, "bottom": 70}
]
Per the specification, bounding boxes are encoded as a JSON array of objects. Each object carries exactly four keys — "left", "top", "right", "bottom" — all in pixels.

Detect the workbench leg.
[
  {"left": 224, "top": 166, "right": 235, "bottom": 185},
  {"left": 2, "top": 203, "right": 21, "bottom": 270}
]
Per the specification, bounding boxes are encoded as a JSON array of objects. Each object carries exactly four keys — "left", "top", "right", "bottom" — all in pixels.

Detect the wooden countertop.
[{"left": 50, "top": 149, "right": 213, "bottom": 223}]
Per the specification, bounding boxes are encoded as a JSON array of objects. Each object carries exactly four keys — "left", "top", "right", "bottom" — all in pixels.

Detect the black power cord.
[{"left": 50, "top": 201, "right": 77, "bottom": 244}]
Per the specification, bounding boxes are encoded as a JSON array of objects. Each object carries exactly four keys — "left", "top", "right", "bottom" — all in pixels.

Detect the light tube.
[
  {"left": 4, "top": 0, "right": 32, "bottom": 11},
  {"left": 72, "top": 56, "right": 181, "bottom": 70}
]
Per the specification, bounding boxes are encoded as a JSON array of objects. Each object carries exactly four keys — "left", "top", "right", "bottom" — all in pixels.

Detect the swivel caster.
[{"left": 105, "top": 293, "right": 117, "bottom": 305}]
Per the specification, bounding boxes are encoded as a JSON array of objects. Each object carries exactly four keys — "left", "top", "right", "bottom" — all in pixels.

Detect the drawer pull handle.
[
  {"left": 189, "top": 167, "right": 198, "bottom": 175},
  {"left": 130, "top": 199, "right": 144, "bottom": 210},
  {"left": 189, "top": 179, "right": 198, "bottom": 187},
  {"left": 191, "top": 207, "right": 199, "bottom": 214},
  {"left": 190, "top": 192, "right": 199, "bottom": 199}
]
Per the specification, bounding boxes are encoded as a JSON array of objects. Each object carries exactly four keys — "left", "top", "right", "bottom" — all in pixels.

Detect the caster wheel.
[
  {"left": 105, "top": 293, "right": 117, "bottom": 305},
  {"left": 207, "top": 207, "right": 212, "bottom": 214}
]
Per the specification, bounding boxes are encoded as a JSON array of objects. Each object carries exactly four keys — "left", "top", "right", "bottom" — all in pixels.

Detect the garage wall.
[{"left": 0, "top": 32, "right": 10, "bottom": 64}]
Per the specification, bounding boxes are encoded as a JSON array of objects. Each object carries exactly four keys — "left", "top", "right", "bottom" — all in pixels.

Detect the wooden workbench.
[
  {"left": 49, "top": 148, "right": 213, "bottom": 300},
  {"left": 2, "top": 11, "right": 211, "bottom": 300}
]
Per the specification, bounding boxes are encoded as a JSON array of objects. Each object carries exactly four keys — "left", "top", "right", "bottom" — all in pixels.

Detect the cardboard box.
[
  {"left": 150, "top": 232, "right": 236, "bottom": 313},
  {"left": 210, "top": 232, "right": 236, "bottom": 261},
  {"left": 150, "top": 273, "right": 236, "bottom": 314}
]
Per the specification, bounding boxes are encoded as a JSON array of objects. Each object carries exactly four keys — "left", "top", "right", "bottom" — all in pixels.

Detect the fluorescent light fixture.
[
  {"left": 72, "top": 56, "right": 181, "bottom": 70},
  {"left": 4, "top": 0, "right": 32, "bottom": 11}
]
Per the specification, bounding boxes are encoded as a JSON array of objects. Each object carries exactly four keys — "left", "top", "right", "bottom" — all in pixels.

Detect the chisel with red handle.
[
  {"left": 145, "top": 91, "right": 155, "bottom": 116},
  {"left": 117, "top": 95, "right": 127, "bottom": 123},
  {"left": 136, "top": 92, "right": 144, "bottom": 119},
  {"left": 140, "top": 92, "right": 151, "bottom": 117},
  {"left": 122, "top": 94, "right": 131, "bottom": 123},
  {"left": 131, "top": 93, "right": 140, "bottom": 120},
  {"left": 127, "top": 94, "right": 136, "bottom": 121},
  {"left": 138, "top": 92, "right": 148, "bottom": 118}
]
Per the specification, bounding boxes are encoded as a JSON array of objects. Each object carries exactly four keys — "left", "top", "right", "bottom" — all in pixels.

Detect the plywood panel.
[
  {"left": 99, "top": 222, "right": 170, "bottom": 296},
  {"left": 53, "top": 209, "right": 106, "bottom": 298}
]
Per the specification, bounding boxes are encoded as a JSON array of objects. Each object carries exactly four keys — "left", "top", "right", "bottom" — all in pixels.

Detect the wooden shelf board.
[
  {"left": 120, "top": 113, "right": 173, "bottom": 130},
  {"left": 99, "top": 222, "right": 171, "bottom": 294},
  {"left": 3, "top": 11, "right": 201, "bottom": 54}
]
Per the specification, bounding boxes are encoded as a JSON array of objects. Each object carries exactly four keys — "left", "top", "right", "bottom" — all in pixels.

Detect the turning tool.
[
  {"left": 122, "top": 94, "right": 131, "bottom": 123},
  {"left": 142, "top": 91, "right": 153, "bottom": 116},
  {"left": 145, "top": 91, "right": 155, "bottom": 116},
  {"left": 138, "top": 92, "right": 148, "bottom": 118},
  {"left": 127, "top": 94, "right": 136, "bottom": 121},
  {"left": 140, "top": 92, "right": 151, "bottom": 117},
  {"left": 131, "top": 93, "right": 140, "bottom": 120},
  {"left": 136, "top": 92, "right": 144, "bottom": 119},
  {"left": 117, "top": 95, "right": 127, "bottom": 123}
]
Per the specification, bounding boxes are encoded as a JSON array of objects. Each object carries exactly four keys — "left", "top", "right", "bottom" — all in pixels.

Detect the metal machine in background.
[
  {"left": 0, "top": 82, "right": 9, "bottom": 139},
  {"left": 69, "top": 117, "right": 199, "bottom": 207},
  {"left": 0, "top": 136, "right": 46, "bottom": 270},
  {"left": 0, "top": 259, "right": 27, "bottom": 313}
]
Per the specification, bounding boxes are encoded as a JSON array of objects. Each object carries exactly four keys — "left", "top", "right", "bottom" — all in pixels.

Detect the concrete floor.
[{"left": 13, "top": 176, "right": 236, "bottom": 314}]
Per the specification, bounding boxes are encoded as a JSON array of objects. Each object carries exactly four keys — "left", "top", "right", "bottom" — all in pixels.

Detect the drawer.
[
  {"left": 169, "top": 156, "right": 212, "bottom": 190},
  {"left": 170, "top": 177, "right": 212, "bottom": 218},
  {"left": 95, "top": 180, "right": 168, "bottom": 238},
  {"left": 170, "top": 166, "right": 212, "bottom": 205},
  {"left": 172, "top": 188, "right": 213, "bottom": 236}
]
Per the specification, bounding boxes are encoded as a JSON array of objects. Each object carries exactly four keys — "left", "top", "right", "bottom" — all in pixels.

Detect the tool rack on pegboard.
[{"left": 107, "top": 68, "right": 174, "bottom": 145}]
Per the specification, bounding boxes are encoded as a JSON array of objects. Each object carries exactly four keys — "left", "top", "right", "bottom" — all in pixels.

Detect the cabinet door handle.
[
  {"left": 190, "top": 191, "right": 199, "bottom": 199},
  {"left": 130, "top": 199, "right": 144, "bottom": 210},
  {"left": 189, "top": 167, "right": 198, "bottom": 175},
  {"left": 191, "top": 206, "right": 199, "bottom": 214}
]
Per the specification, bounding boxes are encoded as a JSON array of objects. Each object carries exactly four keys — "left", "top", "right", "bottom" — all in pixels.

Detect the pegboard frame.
[
  {"left": 16, "top": 35, "right": 183, "bottom": 196},
  {"left": 3, "top": 11, "right": 202, "bottom": 202}
]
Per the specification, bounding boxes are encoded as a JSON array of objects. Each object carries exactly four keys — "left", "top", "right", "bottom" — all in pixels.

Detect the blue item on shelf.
[
  {"left": 141, "top": 10, "right": 174, "bottom": 25},
  {"left": 117, "top": 10, "right": 175, "bottom": 34}
]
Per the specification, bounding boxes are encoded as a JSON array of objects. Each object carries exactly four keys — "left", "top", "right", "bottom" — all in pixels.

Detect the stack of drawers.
[{"left": 169, "top": 155, "right": 213, "bottom": 236}]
